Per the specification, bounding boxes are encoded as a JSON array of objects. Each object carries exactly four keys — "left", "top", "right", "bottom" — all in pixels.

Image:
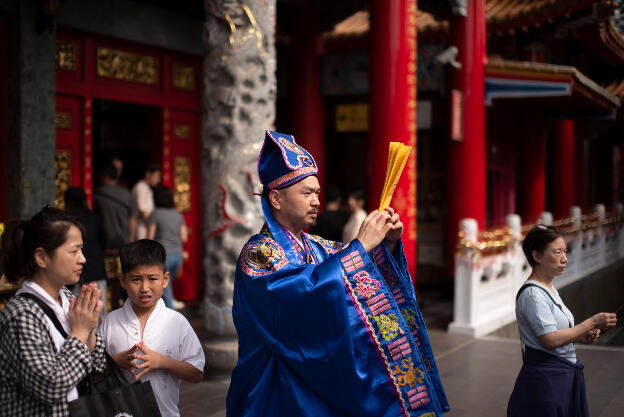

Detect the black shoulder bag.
[{"left": 18, "top": 293, "right": 162, "bottom": 417}]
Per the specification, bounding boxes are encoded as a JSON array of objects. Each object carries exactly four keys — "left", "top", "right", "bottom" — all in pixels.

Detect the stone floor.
[{"left": 178, "top": 329, "right": 624, "bottom": 416}]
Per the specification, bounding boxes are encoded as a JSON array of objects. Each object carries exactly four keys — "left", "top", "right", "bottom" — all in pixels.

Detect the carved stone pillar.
[{"left": 202, "top": 0, "right": 276, "bottom": 373}]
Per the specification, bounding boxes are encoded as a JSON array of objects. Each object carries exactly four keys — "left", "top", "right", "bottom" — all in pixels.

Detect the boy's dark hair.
[
  {"left": 522, "top": 224, "right": 562, "bottom": 268},
  {"left": 153, "top": 185, "right": 175, "bottom": 208},
  {"left": 120, "top": 239, "right": 166, "bottom": 274},
  {"left": 146, "top": 163, "right": 162, "bottom": 174}
]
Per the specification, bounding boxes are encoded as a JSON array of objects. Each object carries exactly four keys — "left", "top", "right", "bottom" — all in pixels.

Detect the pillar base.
[{"left": 203, "top": 338, "right": 238, "bottom": 378}]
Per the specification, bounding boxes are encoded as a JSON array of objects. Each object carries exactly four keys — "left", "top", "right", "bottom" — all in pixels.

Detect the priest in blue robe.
[{"left": 226, "top": 131, "right": 449, "bottom": 417}]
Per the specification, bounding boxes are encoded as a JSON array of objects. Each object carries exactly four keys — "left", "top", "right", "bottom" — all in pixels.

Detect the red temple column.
[
  {"left": 447, "top": 0, "right": 487, "bottom": 274},
  {"left": 369, "top": 0, "right": 418, "bottom": 280},
  {"left": 553, "top": 120, "right": 575, "bottom": 218},
  {"left": 518, "top": 118, "right": 546, "bottom": 221},
  {"left": 291, "top": 4, "right": 324, "bottom": 194}
]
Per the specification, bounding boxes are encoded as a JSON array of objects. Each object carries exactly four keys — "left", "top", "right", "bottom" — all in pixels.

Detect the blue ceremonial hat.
[{"left": 258, "top": 130, "right": 317, "bottom": 190}]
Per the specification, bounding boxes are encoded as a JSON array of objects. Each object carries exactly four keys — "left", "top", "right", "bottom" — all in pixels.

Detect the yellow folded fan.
[{"left": 379, "top": 142, "right": 413, "bottom": 211}]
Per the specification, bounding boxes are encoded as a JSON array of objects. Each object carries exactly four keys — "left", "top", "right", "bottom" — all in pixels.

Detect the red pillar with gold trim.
[
  {"left": 447, "top": 0, "right": 487, "bottom": 274},
  {"left": 369, "top": 0, "right": 418, "bottom": 279},
  {"left": 291, "top": 3, "right": 324, "bottom": 194},
  {"left": 553, "top": 120, "right": 575, "bottom": 218}
]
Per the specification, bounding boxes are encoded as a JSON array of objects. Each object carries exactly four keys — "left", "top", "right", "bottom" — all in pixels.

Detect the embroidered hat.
[{"left": 258, "top": 130, "right": 317, "bottom": 190}]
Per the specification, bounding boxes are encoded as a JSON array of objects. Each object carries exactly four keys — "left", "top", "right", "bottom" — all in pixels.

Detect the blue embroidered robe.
[{"left": 226, "top": 199, "right": 449, "bottom": 417}]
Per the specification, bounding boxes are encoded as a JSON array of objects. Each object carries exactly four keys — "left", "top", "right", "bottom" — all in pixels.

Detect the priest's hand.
[
  {"left": 356, "top": 210, "right": 393, "bottom": 252},
  {"left": 383, "top": 207, "right": 403, "bottom": 253}
]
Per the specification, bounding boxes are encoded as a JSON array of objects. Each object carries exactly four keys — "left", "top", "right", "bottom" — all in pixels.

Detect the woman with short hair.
[
  {"left": 507, "top": 224, "right": 617, "bottom": 417},
  {"left": 148, "top": 185, "right": 187, "bottom": 310},
  {"left": 0, "top": 206, "right": 106, "bottom": 416}
]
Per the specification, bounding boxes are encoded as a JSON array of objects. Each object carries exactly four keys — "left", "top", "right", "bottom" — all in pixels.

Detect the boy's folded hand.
[
  {"left": 132, "top": 341, "right": 165, "bottom": 379},
  {"left": 112, "top": 344, "right": 140, "bottom": 372}
]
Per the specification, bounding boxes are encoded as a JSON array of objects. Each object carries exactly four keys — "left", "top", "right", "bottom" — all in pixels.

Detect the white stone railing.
[{"left": 448, "top": 204, "right": 624, "bottom": 337}]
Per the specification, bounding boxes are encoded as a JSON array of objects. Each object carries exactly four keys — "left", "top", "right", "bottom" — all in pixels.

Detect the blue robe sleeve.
[{"left": 372, "top": 242, "right": 450, "bottom": 413}]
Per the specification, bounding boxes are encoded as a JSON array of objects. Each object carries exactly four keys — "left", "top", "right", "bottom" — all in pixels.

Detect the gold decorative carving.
[
  {"left": 96, "top": 47, "right": 157, "bottom": 85},
  {"left": 173, "top": 124, "right": 191, "bottom": 139},
  {"left": 56, "top": 40, "right": 76, "bottom": 71},
  {"left": 173, "top": 63, "right": 195, "bottom": 91},
  {"left": 55, "top": 151, "right": 71, "bottom": 210},
  {"left": 174, "top": 157, "right": 191, "bottom": 213},
  {"left": 55, "top": 112, "right": 72, "bottom": 129}
]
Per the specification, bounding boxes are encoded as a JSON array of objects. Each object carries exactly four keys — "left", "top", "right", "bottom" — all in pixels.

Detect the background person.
[
  {"left": 64, "top": 186, "right": 108, "bottom": 316},
  {"left": 131, "top": 163, "right": 162, "bottom": 240},
  {"left": 309, "top": 186, "right": 347, "bottom": 242},
  {"left": 342, "top": 188, "right": 367, "bottom": 244},
  {"left": 0, "top": 206, "right": 106, "bottom": 416},
  {"left": 93, "top": 164, "right": 134, "bottom": 252},
  {"left": 507, "top": 224, "right": 617, "bottom": 417},
  {"left": 148, "top": 185, "right": 187, "bottom": 310}
]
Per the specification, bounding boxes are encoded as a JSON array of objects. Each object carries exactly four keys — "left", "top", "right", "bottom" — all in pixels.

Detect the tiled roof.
[
  {"left": 486, "top": 0, "right": 615, "bottom": 35},
  {"left": 322, "top": 10, "right": 447, "bottom": 41},
  {"left": 323, "top": 0, "right": 616, "bottom": 40}
]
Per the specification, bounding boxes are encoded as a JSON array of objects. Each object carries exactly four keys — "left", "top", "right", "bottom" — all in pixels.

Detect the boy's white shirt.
[{"left": 99, "top": 298, "right": 205, "bottom": 417}]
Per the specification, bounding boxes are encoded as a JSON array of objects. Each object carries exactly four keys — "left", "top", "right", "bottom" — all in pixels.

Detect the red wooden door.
[{"left": 164, "top": 109, "right": 201, "bottom": 301}]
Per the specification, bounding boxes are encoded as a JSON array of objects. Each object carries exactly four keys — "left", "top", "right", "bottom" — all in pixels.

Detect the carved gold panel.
[
  {"left": 174, "top": 157, "right": 191, "bottom": 213},
  {"left": 173, "top": 124, "right": 191, "bottom": 140},
  {"left": 55, "top": 151, "right": 71, "bottom": 210},
  {"left": 172, "top": 63, "right": 195, "bottom": 91},
  {"left": 56, "top": 40, "right": 76, "bottom": 71},
  {"left": 96, "top": 47, "right": 157, "bottom": 85},
  {"left": 55, "top": 112, "right": 72, "bottom": 129}
]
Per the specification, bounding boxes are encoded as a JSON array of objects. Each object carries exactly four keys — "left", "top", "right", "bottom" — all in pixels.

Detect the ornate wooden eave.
[
  {"left": 573, "top": 19, "right": 624, "bottom": 67},
  {"left": 605, "top": 79, "right": 624, "bottom": 99},
  {"left": 485, "top": 58, "right": 621, "bottom": 112},
  {"left": 323, "top": 0, "right": 616, "bottom": 47}
]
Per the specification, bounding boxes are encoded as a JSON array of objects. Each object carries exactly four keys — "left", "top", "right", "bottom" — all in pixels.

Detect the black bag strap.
[
  {"left": 79, "top": 351, "right": 128, "bottom": 395},
  {"left": 516, "top": 283, "right": 571, "bottom": 328},
  {"left": 18, "top": 293, "right": 69, "bottom": 338}
]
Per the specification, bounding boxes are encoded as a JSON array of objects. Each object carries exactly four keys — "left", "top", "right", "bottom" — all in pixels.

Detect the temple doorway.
[{"left": 92, "top": 99, "right": 162, "bottom": 188}]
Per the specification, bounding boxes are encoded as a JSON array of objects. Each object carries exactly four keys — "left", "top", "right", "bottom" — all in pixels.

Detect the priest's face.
[{"left": 271, "top": 176, "right": 321, "bottom": 231}]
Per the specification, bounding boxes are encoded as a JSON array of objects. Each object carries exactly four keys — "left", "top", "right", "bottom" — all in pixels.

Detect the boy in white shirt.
[{"left": 99, "top": 239, "right": 205, "bottom": 417}]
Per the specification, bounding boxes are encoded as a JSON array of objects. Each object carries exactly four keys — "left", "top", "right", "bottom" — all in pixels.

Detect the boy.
[{"left": 99, "top": 239, "right": 205, "bottom": 417}]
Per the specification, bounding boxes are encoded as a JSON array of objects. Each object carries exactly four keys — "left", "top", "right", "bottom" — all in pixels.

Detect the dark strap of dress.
[
  {"left": 17, "top": 293, "right": 69, "bottom": 338},
  {"left": 515, "top": 283, "right": 572, "bottom": 359},
  {"left": 516, "top": 283, "right": 571, "bottom": 328}
]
